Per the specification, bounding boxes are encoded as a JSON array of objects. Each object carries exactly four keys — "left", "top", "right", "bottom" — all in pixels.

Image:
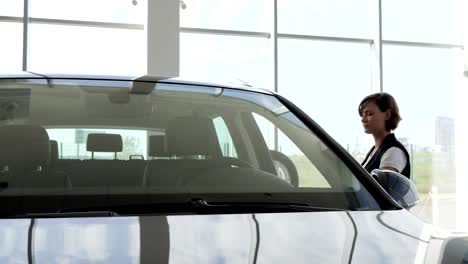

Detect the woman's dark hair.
[{"left": 358, "top": 92, "right": 401, "bottom": 131}]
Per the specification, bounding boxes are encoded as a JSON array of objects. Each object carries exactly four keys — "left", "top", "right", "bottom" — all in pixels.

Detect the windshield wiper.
[
  {"left": 188, "top": 198, "right": 347, "bottom": 213},
  {"left": 12, "top": 210, "right": 119, "bottom": 218},
  {"left": 4, "top": 198, "right": 347, "bottom": 218},
  {"left": 51, "top": 198, "right": 347, "bottom": 216}
]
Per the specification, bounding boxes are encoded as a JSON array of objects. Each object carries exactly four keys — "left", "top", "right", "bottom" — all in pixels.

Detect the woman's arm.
[{"left": 379, "top": 147, "right": 407, "bottom": 173}]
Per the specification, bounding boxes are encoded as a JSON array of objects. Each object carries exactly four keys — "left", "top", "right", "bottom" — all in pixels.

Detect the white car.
[{"left": 0, "top": 73, "right": 466, "bottom": 263}]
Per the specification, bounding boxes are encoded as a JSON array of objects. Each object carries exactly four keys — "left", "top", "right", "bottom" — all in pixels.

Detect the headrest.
[
  {"left": 0, "top": 125, "right": 50, "bottom": 164},
  {"left": 148, "top": 135, "right": 166, "bottom": 157},
  {"left": 50, "top": 140, "right": 59, "bottom": 162},
  {"left": 86, "top": 133, "right": 122, "bottom": 152},
  {"left": 167, "top": 116, "right": 221, "bottom": 156}
]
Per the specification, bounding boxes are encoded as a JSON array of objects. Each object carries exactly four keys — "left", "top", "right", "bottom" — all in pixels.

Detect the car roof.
[{"left": 0, "top": 72, "right": 274, "bottom": 95}]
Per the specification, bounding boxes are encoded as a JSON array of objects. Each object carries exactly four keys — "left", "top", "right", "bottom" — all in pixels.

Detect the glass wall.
[
  {"left": 28, "top": 0, "right": 145, "bottom": 75},
  {"left": 179, "top": 33, "right": 269, "bottom": 88},
  {"left": 29, "top": 0, "right": 146, "bottom": 24},
  {"left": 381, "top": 0, "right": 464, "bottom": 230},
  {"left": 28, "top": 24, "right": 145, "bottom": 75},
  {"left": 383, "top": 45, "right": 462, "bottom": 229},
  {"left": 0, "top": 0, "right": 23, "bottom": 72},
  {"left": 382, "top": 0, "right": 462, "bottom": 44},
  {"left": 0, "top": 22, "right": 23, "bottom": 72},
  {"left": 278, "top": 39, "right": 374, "bottom": 157},
  {"left": 0, "top": 0, "right": 23, "bottom": 17},
  {"left": 180, "top": 0, "right": 270, "bottom": 32},
  {"left": 278, "top": 0, "right": 372, "bottom": 38}
]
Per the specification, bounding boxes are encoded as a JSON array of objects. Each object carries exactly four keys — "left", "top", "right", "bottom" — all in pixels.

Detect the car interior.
[{"left": 0, "top": 79, "right": 304, "bottom": 195}]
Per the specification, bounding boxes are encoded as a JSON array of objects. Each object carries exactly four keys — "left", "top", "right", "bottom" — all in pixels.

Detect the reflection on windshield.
[{"left": 0, "top": 79, "right": 380, "bottom": 213}]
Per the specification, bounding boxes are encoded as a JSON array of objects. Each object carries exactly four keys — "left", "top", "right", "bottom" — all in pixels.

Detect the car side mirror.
[{"left": 371, "top": 169, "right": 419, "bottom": 209}]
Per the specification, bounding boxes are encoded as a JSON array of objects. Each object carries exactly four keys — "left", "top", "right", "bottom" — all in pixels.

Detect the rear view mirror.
[{"left": 371, "top": 169, "right": 419, "bottom": 209}]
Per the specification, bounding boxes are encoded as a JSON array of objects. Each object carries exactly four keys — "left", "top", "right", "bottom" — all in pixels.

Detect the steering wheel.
[{"left": 270, "top": 150, "right": 299, "bottom": 187}]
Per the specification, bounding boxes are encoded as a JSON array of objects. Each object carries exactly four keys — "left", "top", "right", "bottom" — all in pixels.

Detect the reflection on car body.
[{"left": 0, "top": 73, "right": 466, "bottom": 263}]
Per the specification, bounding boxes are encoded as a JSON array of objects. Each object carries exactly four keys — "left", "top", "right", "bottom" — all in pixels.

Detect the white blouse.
[{"left": 363, "top": 147, "right": 407, "bottom": 173}]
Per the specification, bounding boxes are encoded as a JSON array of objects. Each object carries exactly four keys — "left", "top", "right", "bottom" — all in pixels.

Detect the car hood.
[{"left": 0, "top": 209, "right": 465, "bottom": 263}]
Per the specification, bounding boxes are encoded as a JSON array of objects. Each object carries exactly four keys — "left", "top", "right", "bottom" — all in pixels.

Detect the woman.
[{"left": 359, "top": 92, "right": 411, "bottom": 179}]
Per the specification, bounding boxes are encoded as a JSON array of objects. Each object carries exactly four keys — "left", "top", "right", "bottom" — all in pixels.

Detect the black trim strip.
[
  {"left": 27, "top": 218, "right": 35, "bottom": 264},
  {"left": 252, "top": 214, "right": 260, "bottom": 264},
  {"left": 346, "top": 211, "right": 358, "bottom": 264}
]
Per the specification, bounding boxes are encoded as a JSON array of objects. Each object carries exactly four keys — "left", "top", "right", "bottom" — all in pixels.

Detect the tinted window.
[
  {"left": 0, "top": 78, "right": 380, "bottom": 213},
  {"left": 213, "top": 116, "right": 238, "bottom": 158}
]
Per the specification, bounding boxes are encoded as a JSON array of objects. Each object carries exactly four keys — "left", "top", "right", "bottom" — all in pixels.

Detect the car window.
[
  {"left": 47, "top": 128, "right": 148, "bottom": 160},
  {"left": 252, "top": 113, "right": 331, "bottom": 188},
  {"left": 0, "top": 78, "right": 380, "bottom": 214},
  {"left": 212, "top": 116, "right": 238, "bottom": 158}
]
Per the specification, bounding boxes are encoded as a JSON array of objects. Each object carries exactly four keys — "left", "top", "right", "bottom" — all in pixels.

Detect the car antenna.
[
  {"left": 26, "top": 71, "right": 53, "bottom": 88},
  {"left": 233, "top": 78, "right": 252, "bottom": 87}
]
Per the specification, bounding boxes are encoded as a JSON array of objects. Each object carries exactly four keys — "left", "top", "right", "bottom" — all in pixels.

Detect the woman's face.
[{"left": 360, "top": 101, "right": 390, "bottom": 135}]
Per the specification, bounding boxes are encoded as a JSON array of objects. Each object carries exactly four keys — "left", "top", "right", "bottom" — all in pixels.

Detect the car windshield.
[{"left": 0, "top": 78, "right": 380, "bottom": 215}]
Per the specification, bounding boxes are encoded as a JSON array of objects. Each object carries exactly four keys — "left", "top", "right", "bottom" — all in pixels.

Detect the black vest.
[{"left": 361, "top": 133, "right": 411, "bottom": 179}]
